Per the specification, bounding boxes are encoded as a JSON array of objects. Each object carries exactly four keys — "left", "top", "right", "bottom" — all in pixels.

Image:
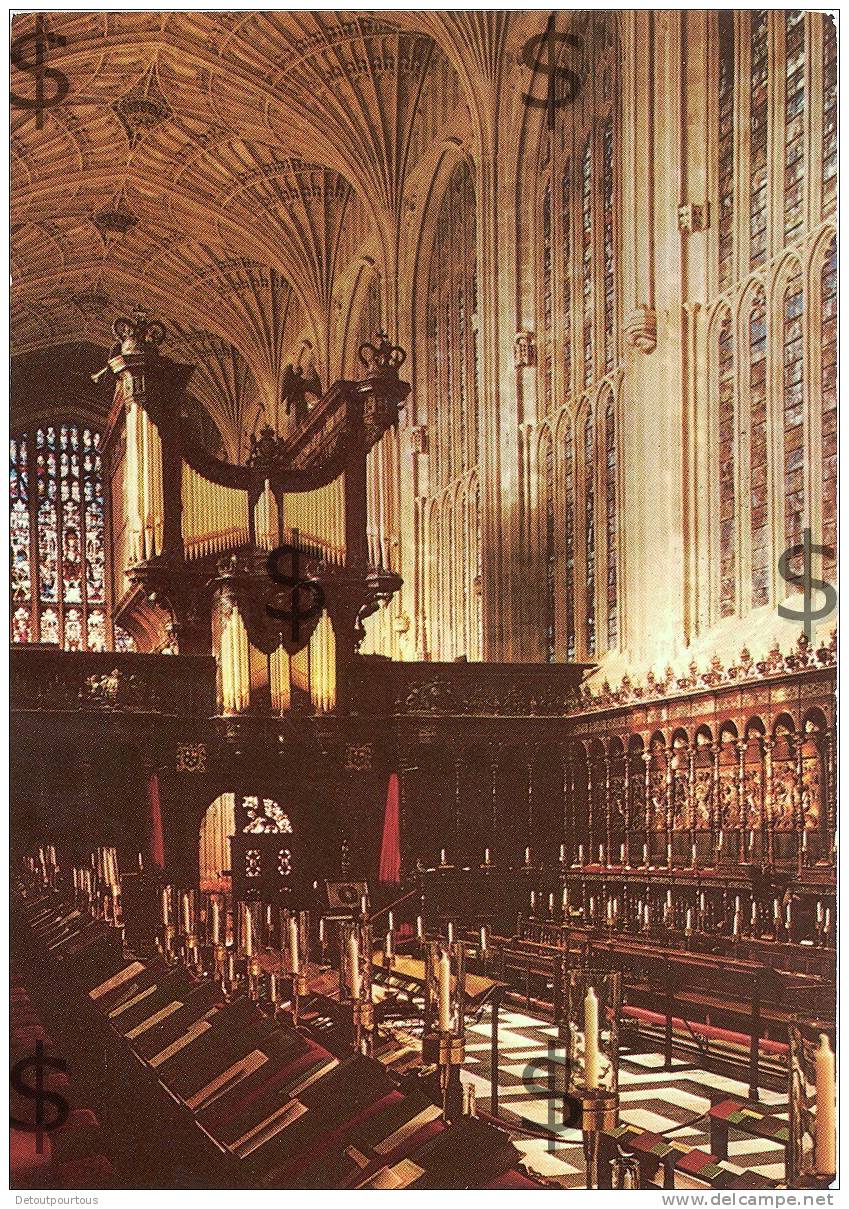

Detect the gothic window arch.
[
  {"left": 583, "top": 405, "right": 597, "bottom": 658},
  {"left": 747, "top": 286, "right": 769, "bottom": 608},
  {"left": 822, "top": 16, "right": 837, "bottom": 217},
  {"left": 603, "top": 391, "right": 619, "bottom": 648},
  {"left": 540, "top": 428, "right": 556, "bottom": 662},
  {"left": 820, "top": 235, "right": 837, "bottom": 577},
  {"left": 421, "top": 155, "right": 480, "bottom": 661},
  {"left": 11, "top": 421, "right": 108, "bottom": 649},
  {"left": 781, "top": 262, "right": 805, "bottom": 568},
  {"left": 716, "top": 306, "right": 736, "bottom": 616},
  {"left": 563, "top": 416, "right": 576, "bottom": 660}
]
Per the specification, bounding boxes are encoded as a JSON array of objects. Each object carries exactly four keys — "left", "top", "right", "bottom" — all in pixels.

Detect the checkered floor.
[{"left": 458, "top": 1008, "right": 788, "bottom": 1188}]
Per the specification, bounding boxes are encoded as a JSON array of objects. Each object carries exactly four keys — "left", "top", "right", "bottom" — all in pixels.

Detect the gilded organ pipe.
[
  {"left": 124, "top": 400, "right": 164, "bottom": 563},
  {"left": 182, "top": 464, "right": 250, "bottom": 558},
  {"left": 283, "top": 475, "right": 346, "bottom": 564}
]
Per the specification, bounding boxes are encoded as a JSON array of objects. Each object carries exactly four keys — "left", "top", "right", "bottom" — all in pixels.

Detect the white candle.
[
  {"left": 416, "top": 915, "right": 424, "bottom": 939},
  {"left": 562, "top": 886, "right": 569, "bottom": 909},
  {"left": 584, "top": 987, "right": 600, "bottom": 1089},
  {"left": 210, "top": 897, "right": 221, "bottom": 944},
  {"left": 385, "top": 930, "right": 394, "bottom": 961},
  {"left": 438, "top": 949, "right": 452, "bottom": 1032},
  {"left": 447, "top": 921, "right": 455, "bottom": 943},
  {"left": 785, "top": 903, "right": 791, "bottom": 931},
  {"left": 243, "top": 905, "right": 253, "bottom": 956},
  {"left": 440, "top": 849, "right": 447, "bottom": 865},
  {"left": 484, "top": 848, "right": 491, "bottom": 865},
  {"left": 578, "top": 844, "right": 585, "bottom": 865},
  {"left": 690, "top": 843, "right": 697, "bottom": 867},
  {"left": 816, "top": 901, "right": 824, "bottom": 926},
  {"left": 620, "top": 844, "right": 626, "bottom": 865},
  {"left": 48, "top": 845, "right": 57, "bottom": 867},
  {"left": 666, "top": 890, "right": 673, "bottom": 910},
  {"left": 525, "top": 847, "right": 531, "bottom": 865},
  {"left": 479, "top": 925, "right": 488, "bottom": 952},
  {"left": 717, "top": 830, "right": 724, "bottom": 851},
  {"left": 182, "top": 892, "right": 192, "bottom": 935},
  {"left": 387, "top": 911, "right": 394, "bottom": 932},
  {"left": 348, "top": 932, "right": 361, "bottom": 999},
  {"left": 642, "top": 843, "right": 648, "bottom": 867},
  {"left": 360, "top": 894, "right": 368, "bottom": 918},
  {"left": 666, "top": 842, "right": 673, "bottom": 867},
  {"left": 548, "top": 893, "right": 554, "bottom": 914},
  {"left": 699, "top": 892, "right": 706, "bottom": 914},
  {"left": 802, "top": 829, "right": 808, "bottom": 852},
  {"left": 319, "top": 917, "right": 326, "bottom": 944},
  {"left": 137, "top": 851, "right": 144, "bottom": 871},
  {"left": 288, "top": 915, "right": 300, "bottom": 974},
  {"left": 773, "top": 897, "right": 781, "bottom": 922},
  {"left": 530, "top": 891, "right": 536, "bottom": 912},
  {"left": 559, "top": 844, "right": 566, "bottom": 863},
  {"left": 599, "top": 844, "right": 605, "bottom": 865},
  {"left": 686, "top": 908, "right": 693, "bottom": 934},
  {"left": 589, "top": 896, "right": 596, "bottom": 921},
  {"left": 72, "top": 867, "right": 79, "bottom": 890},
  {"left": 269, "top": 973, "right": 279, "bottom": 1003},
  {"left": 824, "top": 908, "right": 832, "bottom": 935},
  {"left": 606, "top": 900, "right": 613, "bottom": 925},
  {"left": 750, "top": 901, "right": 757, "bottom": 927},
  {"left": 814, "top": 1034, "right": 837, "bottom": 1173}
]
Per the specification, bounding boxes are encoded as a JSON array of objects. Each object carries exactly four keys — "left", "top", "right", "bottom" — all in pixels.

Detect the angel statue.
[{"left": 281, "top": 341, "right": 322, "bottom": 429}]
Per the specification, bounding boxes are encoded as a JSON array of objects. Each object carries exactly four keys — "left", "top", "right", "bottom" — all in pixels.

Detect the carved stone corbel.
[{"left": 625, "top": 305, "right": 657, "bottom": 354}]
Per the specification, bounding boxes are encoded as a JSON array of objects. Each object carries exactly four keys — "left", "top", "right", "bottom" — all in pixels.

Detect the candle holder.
[
  {"left": 422, "top": 941, "right": 467, "bottom": 1123},
  {"left": 282, "top": 909, "right": 309, "bottom": 1025},
  {"left": 339, "top": 918, "right": 374, "bottom": 1055},
  {"left": 789, "top": 1023, "right": 836, "bottom": 1187},
  {"left": 559, "top": 968, "right": 622, "bottom": 1189}
]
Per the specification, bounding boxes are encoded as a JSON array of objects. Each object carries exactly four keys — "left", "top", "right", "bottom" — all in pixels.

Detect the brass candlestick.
[{"left": 422, "top": 941, "right": 467, "bottom": 1124}]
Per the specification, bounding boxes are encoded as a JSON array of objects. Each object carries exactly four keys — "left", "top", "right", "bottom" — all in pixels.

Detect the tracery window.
[
  {"left": 717, "top": 12, "right": 735, "bottom": 291},
  {"left": 543, "top": 431, "right": 555, "bottom": 662},
  {"left": 422, "top": 157, "right": 480, "bottom": 660},
  {"left": 783, "top": 12, "right": 805, "bottom": 246},
  {"left": 748, "top": 291, "right": 769, "bottom": 608},
  {"left": 821, "top": 237, "right": 837, "bottom": 576},
  {"left": 584, "top": 409, "right": 596, "bottom": 658},
  {"left": 11, "top": 423, "right": 108, "bottom": 649},
  {"left": 822, "top": 17, "right": 837, "bottom": 216},
  {"left": 581, "top": 141, "right": 594, "bottom": 388},
  {"left": 782, "top": 266, "right": 805, "bottom": 565},
  {"left": 717, "top": 310, "right": 736, "bottom": 616},
  {"left": 604, "top": 396, "right": 618, "bottom": 647},
  {"left": 564, "top": 420, "right": 576, "bottom": 661},
  {"left": 749, "top": 11, "right": 769, "bottom": 269}
]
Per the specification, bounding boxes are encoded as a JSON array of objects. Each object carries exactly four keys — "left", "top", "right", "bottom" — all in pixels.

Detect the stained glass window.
[
  {"left": 561, "top": 164, "right": 573, "bottom": 395},
  {"left": 604, "top": 395, "right": 618, "bottom": 648},
  {"left": 783, "top": 12, "right": 805, "bottom": 246},
  {"left": 543, "top": 432, "right": 555, "bottom": 661},
  {"left": 541, "top": 181, "right": 553, "bottom": 414},
  {"left": 782, "top": 268, "right": 805, "bottom": 570},
  {"left": 581, "top": 141, "right": 594, "bottom": 387},
  {"left": 822, "top": 16, "right": 837, "bottom": 216},
  {"left": 584, "top": 410, "right": 596, "bottom": 657},
  {"left": 718, "top": 309, "right": 736, "bottom": 615},
  {"left": 749, "top": 291, "right": 769, "bottom": 606},
  {"left": 564, "top": 420, "right": 576, "bottom": 661},
  {"left": 749, "top": 11, "right": 769, "bottom": 268},
  {"left": 717, "top": 11, "right": 735, "bottom": 290},
  {"left": 821, "top": 237, "right": 837, "bottom": 577},
  {"left": 10, "top": 423, "right": 110, "bottom": 649},
  {"left": 602, "top": 120, "right": 615, "bottom": 373},
  {"left": 114, "top": 625, "right": 136, "bottom": 652}
]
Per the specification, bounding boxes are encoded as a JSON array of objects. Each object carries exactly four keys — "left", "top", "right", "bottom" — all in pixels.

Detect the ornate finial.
[
  {"left": 247, "top": 424, "right": 286, "bottom": 468},
  {"left": 358, "top": 331, "right": 406, "bottom": 378},
  {"left": 91, "top": 310, "right": 166, "bottom": 384}
]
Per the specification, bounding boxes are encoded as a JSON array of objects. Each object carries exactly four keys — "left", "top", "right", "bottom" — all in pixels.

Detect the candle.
[
  {"left": 802, "top": 829, "right": 808, "bottom": 851},
  {"left": 816, "top": 901, "right": 824, "bottom": 926},
  {"left": 385, "top": 930, "right": 394, "bottom": 961},
  {"left": 562, "top": 886, "right": 569, "bottom": 909},
  {"left": 530, "top": 891, "right": 536, "bottom": 913},
  {"left": 348, "top": 932, "right": 361, "bottom": 999},
  {"left": 599, "top": 844, "right": 605, "bottom": 865},
  {"left": 438, "top": 949, "right": 452, "bottom": 1032},
  {"left": 548, "top": 893, "right": 554, "bottom": 915},
  {"left": 690, "top": 842, "right": 697, "bottom": 868},
  {"left": 360, "top": 894, "right": 368, "bottom": 918},
  {"left": 243, "top": 905, "right": 253, "bottom": 956},
  {"left": 824, "top": 908, "right": 831, "bottom": 935},
  {"left": 416, "top": 915, "right": 424, "bottom": 939},
  {"left": 524, "top": 847, "right": 531, "bottom": 865},
  {"left": 666, "top": 842, "right": 673, "bottom": 867},
  {"left": 48, "top": 845, "right": 57, "bottom": 867},
  {"left": 773, "top": 897, "right": 781, "bottom": 922},
  {"left": 642, "top": 843, "right": 648, "bottom": 867},
  {"left": 814, "top": 1034, "right": 836, "bottom": 1173},
  {"left": 699, "top": 891, "right": 706, "bottom": 914},
  {"left": 387, "top": 911, "right": 394, "bottom": 932},
  {"left": 288, "top": 915, "right": 300, "bottom": 974},
  {"left": 606, "top": 900, "right": 613, "bottom": 925},
  {"left": 559, "top": 844, "right": 566, "bottom": 863},
  {"left": 484, "top": 848, "right": 491, "bottom": 865},
  {"left": 137, "top": 852, "right": 144, "bottom": 872},
  {"left": 226, "top": 951, "right": 236, "bottom": 983},
  {"left": 589, "top": 896, "right": 596, "bottom": 922},
  {"left": 685, "top": 908, "right": 693, "bottom": 934},
  {"left": 584, "top": 987, "right": 600, "bottom": 1089},
  {"left": 268, "top": 973, "right": 279, "bottom": 1004},
  {"left": 666, "top": 890, "right": 673, "bottom": 909},
  {"left": 717, "top": 830, "right": 724, "bottom": 851},
  {"left": 447, "top": 921, "right": 455, "bottom": 944},
  {"left": 578, "top": 844, "right": 585, "bottom": 865},
  {"left": 619, "top": 843, "right": 626, "bottom": 865},
  {"left": 182, "top": 892, "right": 192, "bottom": 935},
  {"left": 479, "top": 925, "right": 488, "bottom": 953},
  {"left": 784, "top": 903, "right": 791, "bottom": 931},
  {"left": 751, "top": 901, "right": 757, "bottom": 927},
  {"left": 210, "top": 896, "right": 221, "bottom": 944},
  {"left": 319, "top": 917, "right": 326, "bottom": 944},
  {"left": 440, "top": 849, "right": 447, "bottom": 866}
]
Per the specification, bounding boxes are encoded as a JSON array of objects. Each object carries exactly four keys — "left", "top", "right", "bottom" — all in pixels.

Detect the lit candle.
[
  {"left": 268, "top": 973, "right": 279, "bottom": 1003},
  {"left": 584, "top": 986, "right": 600, "bottom": 1089},
  {"left": 784, "top": 903, "right": 792, "bottom": 932},
  {"left": 416, "top": 915, "right": 424, "bottom": 939},
  {"left": 824, "top": 907, "right": 832, "bottom": 935},
  {"left": 448, "top": 921, "right": 455, "bottom": 943},
  {"left": 182, "top": 892, "right": 192, "bottom": 935},
  {"left": 348, "top": 932, "right": 361, "bottom": 999},
  {"left": 48, "top": 845, "right": 57, "bottom": 867},
  {"left": 589, "top": 896, "right": 596, "bottom": 922},
  {"left": 530, "top": 891, "right": 536, "bottom": 913},
  {"left": 666, "top": 890, "right": 673, "bottom": 910},
  {"left": 288, "top": 915, "right": 300, "bottom": 974},
  {"left": 440, "top": 849, "right": 447, "bottom": 866},
  {"left": 773, "top": 897, "right": 781, "bottom": 922},
  {"left": 525, "top": 847, "right": 531, "bottom": 866},
  {"left": 606, "top": 900, "right": 613, "bottom": 925},
  {"left": 484, "top": 848, "right": 491, "bottom": 865},
  {"left": 814, "top": 1034, "right": 836, "bottom": 1174},
  {"left": 816, "top": 901, "right": 824, "bottom": 926},
  {"left": 243, "top": 905, "right": 253, "bottom": 956},
  {"left": 479, "top": 925, "right": 488, "bottom": 953},
  {"left": 438, "top": 948, "right": 452, "bottom": 1032},
  {"left": 210, "top": 896, "right": 221, "bottom": 944},
  {"left": 387, "top": 911, "right": 394, "bottom": 932},
  {"left": 802, "top": 829, "right": 809, "bottom": 852},
  {"left": 72, "top": 867, "right": 79, "bottom": 891},
  {"left": 548, "top": 893, "right": 554, "bottom": 914}
]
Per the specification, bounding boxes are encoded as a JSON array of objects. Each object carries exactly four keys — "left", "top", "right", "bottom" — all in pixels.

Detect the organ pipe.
[
  {"left": 254, "top": 479, "right": 279, "bottom": 551},
  {"left": 219, "top": 601, "right": 250, "bottom": 714},
  {"left": 182, "top": 463, "right": 250, "bottom": 559},
  {"left": 125, "top": 400, "right": 164, "bottom": 563},
  {"left": 283, "top": 475, "right": 345, "bottom": 564},
  {"left": 270, "top": 646, "right": 291, "bottom": 713},
  {"left": 309, "top": 611, "right": 336, "bottom": 713}
]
